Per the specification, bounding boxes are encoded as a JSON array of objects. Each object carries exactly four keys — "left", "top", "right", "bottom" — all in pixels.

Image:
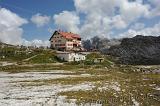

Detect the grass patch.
[
  {"left": 27, "top": 50, "right": 58, "bottom": 63},
  {"left": 4, "top": 64, "right": 159, "bottom": 105},
  {"left": 56, "top": 68, "right": 160, "bottom": 105}
]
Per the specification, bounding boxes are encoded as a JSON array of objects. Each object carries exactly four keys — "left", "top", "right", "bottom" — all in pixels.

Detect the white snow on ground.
[
  {"left": 153, "top": 86, "right": 160, "bottom": 90},
  {"left": 0, "top": 62, "right": 16, "bottom": 66},
  {"left": 132, "top": 98, "right": 139, "bottom": 106},
  {"left": 81, "top": 73, "right": 91, "bottom": 76},
  {"left": 60, "top": 82, "right": 95, "bottom": 92},
  {"left": 0, "top": 71, "right": 83, "bottom": 82},
  {"left": 0, "top": 71, "right": 97, "bottom": 106},
  {"left": 98, "top": 82, "right": 121, "bottom": 92}
]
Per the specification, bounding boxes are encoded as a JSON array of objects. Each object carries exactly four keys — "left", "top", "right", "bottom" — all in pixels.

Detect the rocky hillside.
[
  {"left": 107, "top": 35, "right": 160, "bottom": 65},
  {"left": 82, "top": 36, "right": 121, "bottom": 51}
]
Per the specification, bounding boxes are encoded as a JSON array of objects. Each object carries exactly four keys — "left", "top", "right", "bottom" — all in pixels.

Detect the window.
[
  {"left": 60, "top": 44, "right": 65, "bottom": 46},
  {"left": 68, "top": 44, "right": 73, "bottom": 46},
  {"left": 68, "top": 39, "right": 72, "bottom": 41},
  {"left": 55, "top": 44, "right": 61, "bottom": 46}
]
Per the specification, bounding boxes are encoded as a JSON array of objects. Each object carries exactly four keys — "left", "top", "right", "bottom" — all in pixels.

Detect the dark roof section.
[{"left": 49, "top": 30, "right": 81, "bottom": 41}]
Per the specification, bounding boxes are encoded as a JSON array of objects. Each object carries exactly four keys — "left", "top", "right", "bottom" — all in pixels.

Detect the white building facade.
[
  {"left": 49, "top": 30, "right": 82, "bottom": 51},
  {"left": 56, "top": 51, "right": 86, "bottom": 62}
]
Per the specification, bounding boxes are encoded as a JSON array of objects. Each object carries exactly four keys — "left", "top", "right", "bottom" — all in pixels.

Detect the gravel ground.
[{"left": 0, "top": 71, "right": 94, "bottom": 106}]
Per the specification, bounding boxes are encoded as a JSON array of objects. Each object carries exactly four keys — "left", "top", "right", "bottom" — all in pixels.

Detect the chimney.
[{"left": 58, "top": 29, "right": 61, "bottom": 32}]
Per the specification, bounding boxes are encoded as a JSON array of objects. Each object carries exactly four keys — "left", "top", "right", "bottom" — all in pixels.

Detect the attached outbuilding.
[{"left": 56, "top": 51, "right": 86, "bottom": 62}]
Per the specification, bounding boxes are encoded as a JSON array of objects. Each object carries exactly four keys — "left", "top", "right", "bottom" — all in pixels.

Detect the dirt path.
[
  {"left": 19, "top": 62, "right": 64, "bottom": 67},
  {"left": 22, "top": 54, "right": 39, "bottom": 61}
]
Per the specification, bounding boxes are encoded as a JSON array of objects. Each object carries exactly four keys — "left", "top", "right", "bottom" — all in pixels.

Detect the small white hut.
[{"left": 56, "top": 51, "right": 86, "bottom": 62}]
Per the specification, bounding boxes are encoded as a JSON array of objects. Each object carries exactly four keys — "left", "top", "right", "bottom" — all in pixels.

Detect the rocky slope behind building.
[{"left": 107, "top": 35, "right": 160, "bottom": 65}]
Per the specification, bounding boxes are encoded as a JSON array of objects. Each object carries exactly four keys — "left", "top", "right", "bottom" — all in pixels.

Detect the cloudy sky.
[{"left": 0, "top": 0, "right": 160, "bottom": 46}]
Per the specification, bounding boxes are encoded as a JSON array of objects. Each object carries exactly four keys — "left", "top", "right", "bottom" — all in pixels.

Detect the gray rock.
[{"left": 107, "top": 35, "right": 160, "bottom": 65}]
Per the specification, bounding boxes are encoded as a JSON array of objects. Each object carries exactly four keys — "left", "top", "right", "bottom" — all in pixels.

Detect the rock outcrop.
[{"left": 107, "top": 35, "right": 160, "bottom": 65}]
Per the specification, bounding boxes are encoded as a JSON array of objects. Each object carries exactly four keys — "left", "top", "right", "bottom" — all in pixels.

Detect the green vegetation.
[
  {"left": 58, "top": 70, "right": 160, "bottom": 105},
  {"left": 27, "top": 50, "right": 58, "bottom": 63},
  {"left": 0, "top": 46, "right": 37, "bottom": 61},
  {"left": 0, "top": 45, "right": 60, "bottom": 64},
  {"left": 86, "top": 52, "right": 103, "bottom": 59},
  {"left": 0, "top": 44, "right": 159, "bottom": 105},
  {"left": 14, "top": 65, "right": 160, "bottom": 105},
  {"left": 0, "top": 63, "right": 108, "bottom": 73},
  {"left": 0, "top": 44, "right": 114, "bottom": 67}
]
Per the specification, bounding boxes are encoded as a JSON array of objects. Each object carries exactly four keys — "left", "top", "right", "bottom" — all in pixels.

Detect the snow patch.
[
  {"left": 98, "top": 82, "right": 121, "bottom": 92},
  {"left": 153, "top": 86, "right": 160, "bottom": 90},
  {"left": 132, "top": 98, "right": 139, "bottom": 106},
  {"left": 0, "top": 71, "right": 95, "bottom": 106},
  {"left": 61, "top": 82, "right": 94, "bottom": 92},
  {"left": 0, "top": 62, "right": 16, "bottom": 66}
]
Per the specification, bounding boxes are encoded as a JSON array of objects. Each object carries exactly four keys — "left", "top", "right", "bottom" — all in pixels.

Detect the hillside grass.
[
  {"left": 27, "top": 50, "right": 58, "bottom": 63},
  {"left": 0, "top": 46, "right": 60, "bottom": 64},
  {"left": 0, "top": 46, "right": 42, "bottom": 62}
]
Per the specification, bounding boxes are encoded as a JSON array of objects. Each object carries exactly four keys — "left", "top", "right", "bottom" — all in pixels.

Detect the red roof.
[
  {"left": 58, "top": 31, "right": 81, "bottom": 39},
  {"left": 49, "top": 30, "right": 81, "bottom": 41}
]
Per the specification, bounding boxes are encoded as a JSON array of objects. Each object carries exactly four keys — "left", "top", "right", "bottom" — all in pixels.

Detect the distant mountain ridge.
[
  {"left": 107, "top": 35, "right": 160, "bottom": 65},
  {"left": 0, "top": 42, "right": 16, "bottom": 49}
]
